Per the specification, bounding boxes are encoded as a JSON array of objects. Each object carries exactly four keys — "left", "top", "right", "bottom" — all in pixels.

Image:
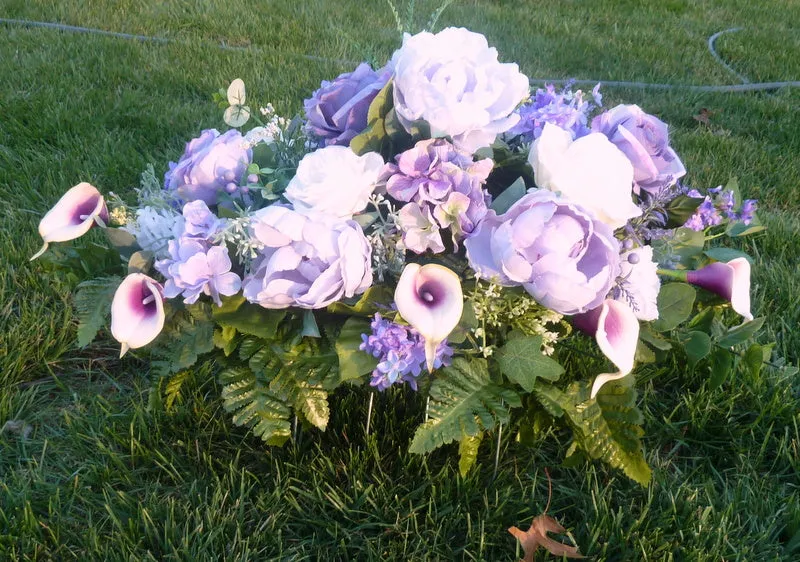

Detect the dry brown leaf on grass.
[
  {"left": 693, "top": 107, "right": 717, "bottom": 126},
  {"left": 509, "top": 515, "right": 586, "bottom": 561}
]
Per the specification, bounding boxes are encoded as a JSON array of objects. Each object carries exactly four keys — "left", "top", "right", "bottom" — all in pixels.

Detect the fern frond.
[
  {"left": 219, "top": 367, "right": 291, "bottom": 445},
  {"left": 73, "top": 276, "right": 121, "bottom": 347},
  {"left": 409, "top": 358, "right": 521, "bottom": 454}
]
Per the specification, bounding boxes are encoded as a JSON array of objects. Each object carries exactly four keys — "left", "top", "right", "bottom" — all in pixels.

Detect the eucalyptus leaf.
[
  {"left": 490, "top": 177, "right": 526, "bottom": 214},
  {"left": 681, "top": 331, "right": 712, "bottom": 366},
  {"left": 704, "top": 247, "right": 753, "bottom": 264},
  {"left": 651, "top": 283, "right": 696, "bottom": 332},
  {"left": 717, "top": 317, "right": 765, "bottom": 347},
  {"left": 105, "top": 227, "right": 140, "bottom": 259},
  {"left": 742, "top": 344, "right": 764, "bottom": 378},
  {"left": 335, "top": 317, "right": 378, "bottom": 383},
  {"left": 708, "top": 347, "right": 734, "bottom": 391}
]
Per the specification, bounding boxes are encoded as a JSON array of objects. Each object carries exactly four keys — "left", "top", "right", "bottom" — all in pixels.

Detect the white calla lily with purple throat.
[
  {"left": 31, "top": 182, "right": 108, "bottom": 261},
  {"left": 394, "top": 264, "right": 463, "bottom": 372},
  {"left": 111, "top": 273, "right": 166, "bottom": 358},
  {"left": 574, "top": 299, "right": 640, "bottom": 398}
]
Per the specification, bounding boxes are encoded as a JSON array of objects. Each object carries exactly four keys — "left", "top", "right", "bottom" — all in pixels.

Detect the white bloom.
[
  {"left": 617, "top": 246, "right": 660, "bottom": 321},
  {"left": 528, "top": 123, "right": 641, "bottom": 229},
  {"left": 390, "top": 27, "right": 530, "bottom": 153},
  {"left": 285, "top": 146, "right": 384, "bottom": 219},
  {"left": 124, "top": 206, "right": 184, "bottom": 259},
  {"left": 243, "top": 126, "right": 278, "bottom": 149}
]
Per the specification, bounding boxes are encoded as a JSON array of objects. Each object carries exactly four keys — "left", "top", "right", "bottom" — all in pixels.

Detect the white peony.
[
  {"left": 617, "top": 245, "right": 660, "bottom": 321},
  {"left": 124, "top": 206, "right": 185, "bottom": 259},
  {"left": 528, "top": 123, "right": 642, "bottom": 230},
  {"left": 390, "top": 27, "right": 530, "bottom": 154},
  {"left": 284, "top": 146, "right": 384, "bottom": 219}
]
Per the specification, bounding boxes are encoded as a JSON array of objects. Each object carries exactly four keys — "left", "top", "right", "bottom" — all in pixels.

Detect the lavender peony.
[
  {"left": 464, "top": 189, "right": 620, "bottom": 315},
  {"left": 592, "top": 104, "right": 685, "bottom": 195},
  {"left": 164, "top": 129, "right": 252, "bottom": 205},
  {"left": 390, "top": 27, "right": 530, "bottom": 153},
  {"left": 242, "top": 206, "right": 372, "bottom": 309},
  {"left": 304, "top": 63, "right": 391, "bottom": 146}
]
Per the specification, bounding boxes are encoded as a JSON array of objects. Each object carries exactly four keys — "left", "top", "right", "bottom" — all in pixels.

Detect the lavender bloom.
[
  {"left": 157, "top": 240, "right": 241, "bottom": 306},
  {"left": 464, "top": 189, "right": 620, "bottom": 315},
  {"left": 592, "top": 104, "right": 686, "bottom": 195},
  {"left": 304, "top": 63, "right": 390, "bottom": 146},
  {"left": 506, "top": 83, "right": 600, "bottom": 142},
  {"left": 242, "top": 206, "right": 372, "bottom": 309},
  {"left": 740, "top": 199, "right": 758, "bottom": 224},
  {"left": 164, "top": 129, "right": 252, "bottom": 205},
  {"left": 683, "top": 187, "right": 757, "bottom": 231},
  {"left": 382, "top": 138, "right": 493, "bottom": 253},
  {"left": 360, "top": 314, "right": 453, "bottom": 391}
]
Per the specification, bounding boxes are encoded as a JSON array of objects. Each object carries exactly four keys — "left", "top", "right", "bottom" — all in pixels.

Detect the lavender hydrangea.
[
  {"left": 155, "top": 201, "right": 241, "bottom": 306},
  {"left": 381, "top": 138, "right": 493, "bottom": 253},
  {"left": 360, "top": 314, "right": 453, "bottom": 391},
  {"left": 683, "top": 187, "right": 758, "bottom": 231},
  {"left": 506, "top": 83, "right": 601, "bottom": 143}
]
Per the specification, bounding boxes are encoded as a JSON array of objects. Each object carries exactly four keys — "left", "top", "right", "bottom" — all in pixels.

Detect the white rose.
[
  {"left": 617, "top": 245, "right": 660, "bottom": 321},
  {"left": 284, "top": 146, "right": 384, "bottom": 219},
  {"left": 528, "top": 123, "right": 642, "bottom": 230},
  {"left": 390, "top": 27, "right": 530, "bottom": 154}
]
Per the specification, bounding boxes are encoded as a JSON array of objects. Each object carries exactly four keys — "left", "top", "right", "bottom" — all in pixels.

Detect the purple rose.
[
  {"left": 591, "top": 104, "right": 685, "bottom": 195},
  {"left": 164, "top": 129, "right": 252, "bottom": 205},
  {"left": 304, "top": 63, "right": 390, "bottom": 147},
  {"left": 242, "top": 206, "right": 373, "bottom": 309},
  {"left": 464, "top": 189, "right": 620, "bottom": 315},
  {"left": 382, "top": 138, "right": 492, "bottom": 253}
]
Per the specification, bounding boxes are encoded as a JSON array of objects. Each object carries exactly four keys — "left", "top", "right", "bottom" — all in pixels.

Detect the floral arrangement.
[{"left": 33, "top": 26, "right": 767, "bottom": 485}]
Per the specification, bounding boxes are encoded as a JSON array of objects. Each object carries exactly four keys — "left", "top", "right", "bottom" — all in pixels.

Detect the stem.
[{"left": 657, "top": 268, "right": 689, "bottom": 281}]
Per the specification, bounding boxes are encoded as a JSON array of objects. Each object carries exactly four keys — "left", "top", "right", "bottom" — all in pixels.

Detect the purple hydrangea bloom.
[
  {"left": 242, "top": 206, "right": 372, "bottom": 309},
  {"left": 382, "top": 138, "right": 493, "bottom": 253},
  {"left": 304, "top": 63, "right": 391, "bottom": 147},
  {"left": 182, "top": 200, "right": 221, "bottom": 239},
  {"left": 464, "top": 189, "right": 620, "bottom": 315},
  {"left": 592, "top": 104, "right": 686, "bottom": 195},
  {"left": 360, "top": 313, "right": 453, "bottom": 391},
  {"left": 506, "top": 83, "right": 600, "bottom": 143},
  {"left": 164, "top": 129, "right": 252, "bottom": 205}
]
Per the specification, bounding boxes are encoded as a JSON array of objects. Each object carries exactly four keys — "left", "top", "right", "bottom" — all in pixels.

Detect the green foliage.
[
  {"left": 327, "top": 285, "right": 394, "bottom": 317},
  {"left": 458, "top": 433, "right": 483, "bottom": 476},
  {"left": 534, "top": 379, "right": 651, "bottom": 485},
  {"left": 151, "top": 304, "right": 215, "bottom": 376},
  {"left": 717, "top": 317, "right": 765, "bottom": 347},
  {"left": 681, "top": 331, "right": 712, "bottom": 366},
  {"left": 218, "top": 366, "right": 292, "bottom": 445},
  {"left": 495, "top": 334, "right": 564, "bottom": 392},
  {"left": 212, "top": 294, "right": 286, "bottom": 339},
  {"left": 409, "top": 358, "right": 521, "bottom": 454},
  {"left": 490, "top": 177, "right": 527, "bottom": 214},
  {"left": 335, "top": 317, "right": 379, "bottom": 384},
  {"left": 704, "top": 247, "right": 753, "bottom": 264},
  {"left": 652, "top": 282, "right": 696, "bottom": 332},
  {"left": 73, "top": 276, "right": 121, "bottom": 347},
  {"left": 164, "top": 369, "right": 195, "bottom": 411},
  {"left": 664, "top": 194, "right": 706, "bottom": 228},
  {"left": 708, "top": 347, "right": 735, "bottom": 390}
]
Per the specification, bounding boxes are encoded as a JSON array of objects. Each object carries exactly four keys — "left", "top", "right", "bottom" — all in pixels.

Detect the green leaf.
[
  {"left": 717, "top": 317, "right": 765, "bottom": 347},
  {"left": 651, "top": 283, "right": 696, "bottom": 332},
  {"left": 490, "top": 177, "right": 526, "bottom": 214},
  {"left": 495, "top": 335, "right": 564, "bottom": 392},
  {"left": 687, "top": 306, "right": 716, "bottom": 332},
  {"left": 704, "top": 247, "right": 753, "bottom": 264},
  {"left": 212, "top": 294, "right": 286, "bottom": 339},
  {"left": 293, "top": 382, "right": 330, "bottom": 431},
  {"left": 638, "top": 327, "right": 673, "bottom": 351},
  {"left": 327, "top": 285, "right": 394, "bottom": 317},
  {"left": 213, "top": 325, "right": 239, "bottom": 357},
  {"left": 302, "top": 310, "right": 321, "bottom": 338},
  {"left": 105, "top": 228, "right": 139, "bottom": 259},
  {"left": 127, "top": 250, "right": 153, "bottom": 275},
  {"left": 681, "top": 331, "right": 712, "bottom": 366},
  {"left": 164, "top": 369, "right": 194, "bottom": 411},
  {"left": 73, "top": 276, "right": 121, "bottom": 347},
  {"left": 533, "top": 380, "right": 651, "bottom": 486},
  {"left": 447, "top": 301, "right": 478, "bottom": 345},
  {"left": 665, "top": 194, "right": 706, "bottom": 228},
  {"left": 726, "top": 220, "right": 766, "bottom": 237},
  {"left": 219, "top": 367, "right": 291, "bottom": 446},
  {"left": 335, "top": 318, "right": 378, "bottom": 383},
  {"left": 635, "top": 340, "right": 656, "bottom": 364},
  {"left": 708, "top": 347, "right": 735, "bottom": 391},
  {"left": 458, "top": 433, "right": 483, "bottom": 476},
  {"left": 742, "top": 344, "right": 764, "bottom": 378},
  {"left": 409, "top": 358, "right": 521, "bottom": 455},
  {"left": 669, "top": 227, "right": 706, "bottom": 262},
  {"left": 151, "top": 304, "right": 215, "bottom": 375}
]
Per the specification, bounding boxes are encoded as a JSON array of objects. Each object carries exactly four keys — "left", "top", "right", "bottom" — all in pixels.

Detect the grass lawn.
[{"left": 1, "top": 0, "right": 799, "bottom": 559}]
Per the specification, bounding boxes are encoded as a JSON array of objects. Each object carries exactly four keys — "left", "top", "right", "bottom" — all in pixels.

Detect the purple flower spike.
[
  {"left": 111, "top": 273, "right": 166, "bottom": 358},
  {"left": 574, "top": 299, "right": 640, "bottom": 398},
  {"left": 394, "top": 264, "right": 463, "bottom": 372},
  {"left": 32, "top": 182, "right": 109, "bottom": 260},
  {"left": 686, "top": 258, "right": 752, "bottom": 321}
]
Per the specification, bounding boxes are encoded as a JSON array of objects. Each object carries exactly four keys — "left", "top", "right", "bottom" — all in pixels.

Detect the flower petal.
[{"left": 110, "top": 274, "right": 166, "bottom": 356}]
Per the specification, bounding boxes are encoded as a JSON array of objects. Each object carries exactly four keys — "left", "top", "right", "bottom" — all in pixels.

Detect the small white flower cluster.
[
  {"left": 470, "top": 281, "right": 564, "bottom": 356},
  {"left": 213, "top": 213, "right": 264, "bottom": 267},
  {"left": 241, "top": 104, "right": 292, "bottom": 149},
  {"left": 365, "top": 194, "right": 406, "bottom": 282}
]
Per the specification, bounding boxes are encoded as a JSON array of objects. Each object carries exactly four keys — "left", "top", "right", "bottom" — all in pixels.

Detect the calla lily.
[
  {"left": 659, "top": 258, "right": 752, "bottom": 321},
  {"left": 31, "top": 182, "right": 108, "bottom": 260},
  {"left": 574, "top": 299, "right": 640, "bottom": 398},
  {"left": 394, "top": 263, "right": 463, "bottom": 372},
  {"left": 111, "top": 273, "right": 166, "bottom": 358}
]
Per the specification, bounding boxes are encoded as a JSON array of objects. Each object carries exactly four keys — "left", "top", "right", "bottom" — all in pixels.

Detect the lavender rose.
[
  {"left": 591, "top": 104, "right": 685, "bottom": 194},
  {"left": 243, "top": 206, "right": 372, "bottom": 309},
  {"left": 464, "top": 189, "right": 620, "bottom": 315},
  {"left": 390, "top": 27, "right": 530, "bottom": 153},
  {"left": 304, "top": 63, "right": 390, "bottom": 147},
  {"left": 164, "top": 129, "right": 252, "bottom": 205}
]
